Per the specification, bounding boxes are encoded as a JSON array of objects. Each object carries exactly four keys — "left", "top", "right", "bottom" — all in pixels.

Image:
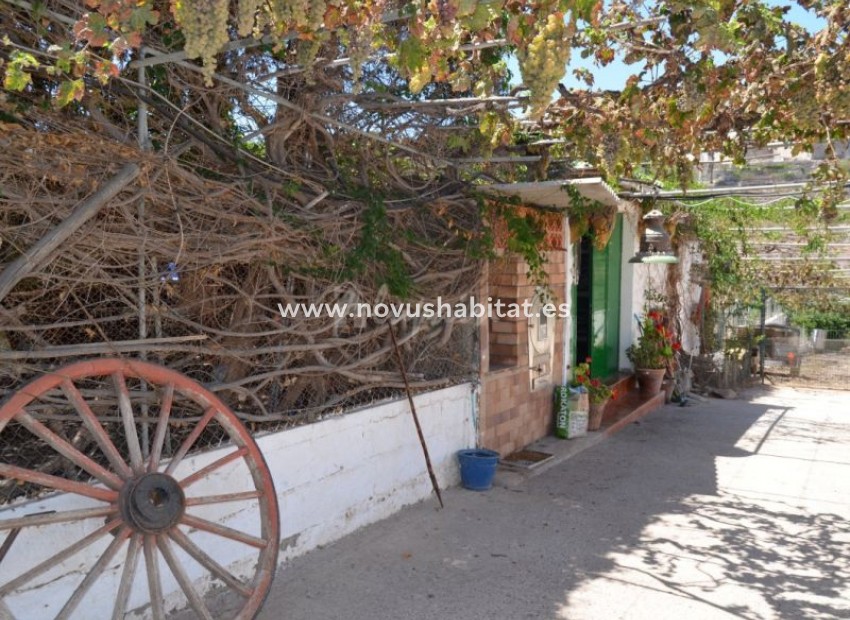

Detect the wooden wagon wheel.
[{"left": 0, "top": 359, "right": 279, "bottom": 620}]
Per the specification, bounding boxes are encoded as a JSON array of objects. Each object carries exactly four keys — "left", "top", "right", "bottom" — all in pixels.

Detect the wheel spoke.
[
  {"left": 0, "top": 518, "right": 122, "bottom": 597},
  {"left": 14, "top": 410, "right": 124, "bottom": 491},
  {"left": 169, "top": 527, "right": 253, "bottom": 598},
  {"left": 0, "top": 506, "right": 116, "bottom": 531},
  {"left": 55, "top": 526, "right": 131, "bottom": 620},
  {"left": 157, "top": 535, "right": 214, "bottom": 620},
  {"left": 179, "top": 447, "right": 248, "bottom": 489},
  {"left": 0, "top": 359, "right": 279, "bottom": 620},
  {"left": 181, "top": 514, "right": 267, "bottom": 549},
  {"left": 0, "top": 463, "right": 117, "bottom": 503},
  {"left": 143, "top": 535, "right": 165, "bottom": 620},
  {"left": 112, "top": 372, "right": 144, "bottom": 474},
  {"left": 147, "top": 383, "right": 174, "bottom": 472},
  {"left": 60, "top": 379, "right": 133, "bottom": 480},
  {"left": 185, "top": 490, "right": 262, "bottom": 507},
  {"left": 164, "top": 407, "right": 217, "bottom": 476},
  {"left": 111, "top": 533, "right": 142, "bottom": 620}
]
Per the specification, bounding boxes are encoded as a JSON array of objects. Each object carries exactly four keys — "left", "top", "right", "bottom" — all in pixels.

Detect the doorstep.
[
  {"left": 492, "top": 374, "right": 666, "bottom": 489},
  {"left": 493, "top": 432, "right": 607, "bottom": 488},
  {"left": 601, "top": 375, "right": 666, "bottom": 435}
]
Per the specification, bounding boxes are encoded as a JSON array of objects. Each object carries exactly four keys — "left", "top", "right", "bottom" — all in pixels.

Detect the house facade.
[{"left": 477, "top": 178, "right": 679, "bottom": 456}]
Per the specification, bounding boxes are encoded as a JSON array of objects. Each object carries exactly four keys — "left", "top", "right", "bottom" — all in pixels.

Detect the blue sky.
[{"left": 506, "top": 1, "right": 827, "bottom": 92}]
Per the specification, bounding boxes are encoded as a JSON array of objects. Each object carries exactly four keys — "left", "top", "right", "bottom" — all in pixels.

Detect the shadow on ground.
[{"left": 178, "top": 387, "right": 850, "bottom": 620}]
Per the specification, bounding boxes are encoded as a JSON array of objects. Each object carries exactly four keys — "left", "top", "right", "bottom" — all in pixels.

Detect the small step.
[
  {"left": 601, "top": 375, "right": 666, "bottom": 434},
  {"left": 607, "top": 373, "right": 636, "bottom": 401},
  {"left": 500, "top": 449, "right": 554, "bottom": 471}
]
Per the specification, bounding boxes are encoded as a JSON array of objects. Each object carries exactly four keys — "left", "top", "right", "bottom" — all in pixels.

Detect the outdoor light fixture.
[{"left": 629, "top": 209, "right": 679, "bottom": 264}]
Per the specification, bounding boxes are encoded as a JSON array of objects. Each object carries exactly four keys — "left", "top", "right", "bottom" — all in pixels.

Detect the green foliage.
[
  {"left": 626, "top": 310, "right": 680, "bottom": 369},
  {"left": 571, "top": 360, "right": 613, "bottom": 404},
  {"left": 3, "top": 51, "right": 39, "bottom": 92},
  {"left": 487, "top": 196, "right": 549, "bottom": 288},
  {"left": 56, "top": 79, "right": 85, "bottom": 107},
  {"left": 675, "top": 193, "right": 846, "bottom": 307},
  {"left": 343, "top": 195, "right": 413, "bottom": 298},
  {"left": 789, "top": 308, "right": 850, "bottom": 337}
]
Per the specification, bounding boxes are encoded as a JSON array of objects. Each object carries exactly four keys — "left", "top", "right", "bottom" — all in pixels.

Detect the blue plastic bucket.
[{"left": 457, "top": 448, "right": 500, "bottom": 491}]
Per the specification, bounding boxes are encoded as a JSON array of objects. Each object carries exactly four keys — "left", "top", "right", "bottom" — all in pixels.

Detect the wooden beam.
[
  {"left": 0, "top": 163, "right": 140, "bottom": 303},
  {"left": 0, "top": 335, "right": 207, "bottom": 361}
]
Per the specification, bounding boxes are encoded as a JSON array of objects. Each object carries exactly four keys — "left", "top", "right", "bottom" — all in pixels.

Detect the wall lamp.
[{"left": 629, "top": 209, "right": 679, "bottom": 264}]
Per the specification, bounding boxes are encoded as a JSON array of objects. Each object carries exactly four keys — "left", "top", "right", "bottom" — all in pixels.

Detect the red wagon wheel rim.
[{"left": 0, "top": 358, "right": 279, "bottom": 620}]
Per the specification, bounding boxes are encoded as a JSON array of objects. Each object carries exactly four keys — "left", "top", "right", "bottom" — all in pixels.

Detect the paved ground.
[{"left": 259, "top": 386, "right": 850, "bottom": 620}]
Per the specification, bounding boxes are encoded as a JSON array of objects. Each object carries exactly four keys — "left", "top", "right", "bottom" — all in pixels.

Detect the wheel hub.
[{"left": 120, "top": 473, "right": 185, "bottom": 533}]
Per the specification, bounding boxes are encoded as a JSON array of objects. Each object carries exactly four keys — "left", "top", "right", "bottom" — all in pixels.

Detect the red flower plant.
[
  {"left": 626, "top": 309, "right": 681, "bottom": 369},
  {"left": 571, "top": 359, "right": 613, "bottom": 404}
]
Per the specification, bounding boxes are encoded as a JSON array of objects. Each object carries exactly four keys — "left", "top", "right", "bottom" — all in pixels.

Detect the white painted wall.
[
  {"left": 0, "top": 383, "right": 477, "bottom": 619},
  {"left": 674, "top": 240, "right": 703, "bottom": 354},
  {"left": 618, "top": 205, "right": 677, "bottom": 369},
  {"left": 619, "top": 209, "right": 639, "bottom": 371}
]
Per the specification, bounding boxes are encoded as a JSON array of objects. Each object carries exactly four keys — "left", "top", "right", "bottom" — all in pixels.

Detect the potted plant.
[
  {"left": 572, "top": 359, "right": 613, "bottom": 431},
  {"left": 626, "top": 310, "right": 681, "bottom": 397}
]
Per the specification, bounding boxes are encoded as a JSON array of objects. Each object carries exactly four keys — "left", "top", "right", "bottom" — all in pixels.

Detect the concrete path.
[{"left": 259, "top": 387, "right": 850, "bottom": 620}]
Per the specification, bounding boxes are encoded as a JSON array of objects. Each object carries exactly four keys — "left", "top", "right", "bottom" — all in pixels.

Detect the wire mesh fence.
[
  {"left": 0, "top": 130, "right": 482, "bottom": 508},
  {"left": 0, "top": 319, "right": 479, "bottom": 506},
  {"left": 762, "top": 328, "right": 850, "bottom": 389}
]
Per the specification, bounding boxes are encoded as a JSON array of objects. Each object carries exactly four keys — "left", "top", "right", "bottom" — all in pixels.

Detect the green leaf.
[
  {"left": 396, "top": 37, "right": 425, "bottom": 72},
  {"left": 408, "top": 64, "right": 432, "bottom": 94},
  {"left": 129, "top": 4, "right": 160, "bottom": 31},
  {"left": 3, "top": 51, "right": 39, "bottom": 92},
  {"left": 56, "top": 78, "right": 85, "bottom": 106},
  {"left": 572, "top": 0, "right": 597, "bottom": 21}
]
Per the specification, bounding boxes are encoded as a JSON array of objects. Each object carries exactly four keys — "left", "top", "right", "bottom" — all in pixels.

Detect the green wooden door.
[
  {"left": 569, "top": 215, "right": 623, "bottom": 381},
  {"left": 590, "top": 215, "right": 623, "bottom": 378}
]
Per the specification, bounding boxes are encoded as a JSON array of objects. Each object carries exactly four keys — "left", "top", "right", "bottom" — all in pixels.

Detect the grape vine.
[
  {"left": 173, "top": 0, "right": 231, "bottom": 83},
  {"left": 516, "top": 12, "right": 573, "bottom": 119},
  {"left": 236, "top": 0, "right": 263, "bottom": 37}
]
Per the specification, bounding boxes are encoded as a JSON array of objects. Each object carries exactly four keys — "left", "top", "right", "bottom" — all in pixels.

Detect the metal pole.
[
  {"left": 759, "top": 288, "right": 767, "bottom": 385},
  {"left": 388, "top": 323, "right": 444, "bottom": 509},
  {"left": 138, "top": 51, "right": 151, "bottom": 456}
]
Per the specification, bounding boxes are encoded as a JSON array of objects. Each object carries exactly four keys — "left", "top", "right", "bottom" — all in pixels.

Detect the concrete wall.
[
  {"left": 619, "top": 208, "right": 668, "bottom": 369},
  {"left": 0, "top": 383, "right": 476, "bottom": 619},
  {"left": 617, "top": 206, "right": 703, "bottom": 362},
  {"left": 619, "top": 209, "right": 640, "bottom": 370},
  {"left": 674, "top": 240, "right": 703, "bottom": 354}
]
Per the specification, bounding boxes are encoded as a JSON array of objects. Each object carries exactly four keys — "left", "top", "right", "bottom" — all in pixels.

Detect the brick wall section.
[{"left": 479, "top": 247, "right": 567, "bottom": 456}]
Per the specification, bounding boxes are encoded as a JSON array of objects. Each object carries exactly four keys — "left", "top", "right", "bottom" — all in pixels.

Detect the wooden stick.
[
  {"left": 0, "top": 335, "right": 206, "bottom": 360},
  {"left": 388, "top": 323, "right": 444, "bottom": 509},
  {"left": 0, "top": 163, "right": 140, "bottom": 303}
]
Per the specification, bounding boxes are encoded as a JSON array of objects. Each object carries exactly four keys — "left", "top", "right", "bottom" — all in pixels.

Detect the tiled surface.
[
  {"left": 602, "top": 389, "right": 666, "bottom": 436},
  {"left": 491, "top": 378, "right": 667, "bottom": 488},
  {"left": 479, "top": 250, "right": 567, "bottom": 456}
]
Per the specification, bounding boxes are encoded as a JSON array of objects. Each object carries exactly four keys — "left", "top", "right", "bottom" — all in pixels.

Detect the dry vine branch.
[{"left": 0, "top": 127, "right": 483, "bottom": 429}]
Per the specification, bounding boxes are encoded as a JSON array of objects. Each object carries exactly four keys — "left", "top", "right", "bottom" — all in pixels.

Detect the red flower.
[
  {"left": 672, "top": 342, "right": 682, "bottom": 351},
  {"left": 585, "top": 357, "right": 592, "bottom": 363},
  {"left": 590, "top": 379, "right": 601, "bottom": 388},
  {"left": 577, "top": 374, "right": 587, "bottom": 383}
]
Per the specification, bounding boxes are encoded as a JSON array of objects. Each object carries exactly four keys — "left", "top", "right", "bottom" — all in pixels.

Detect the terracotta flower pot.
[
  {"left": 635, "top": 368, "right": 666, "bottom": 397},
  {"left": 588, "top": 398, "right": 608, "bottom": 431}
]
